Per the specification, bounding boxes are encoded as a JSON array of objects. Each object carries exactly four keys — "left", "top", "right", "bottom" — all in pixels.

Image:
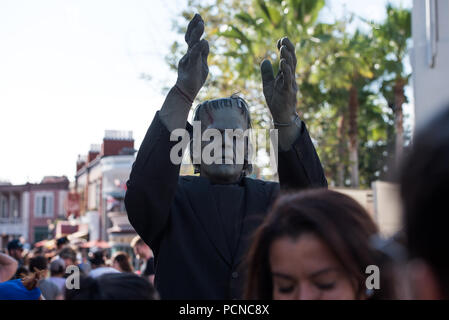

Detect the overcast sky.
[{"left": 0, "top": 0, "right": 412, "bottom": 184}]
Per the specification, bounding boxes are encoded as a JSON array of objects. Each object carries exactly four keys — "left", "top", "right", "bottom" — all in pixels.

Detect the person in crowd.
[
  {"left": 244, "top": 189, "right": 394, "bottom": 300},
  {"left": 7, "top": 239, "right": 24, "bottom": 279},
  {"left": 28, "top": 255, "right": 62, "bottom": 300},
  {"left": 7, "top": 239, "right": 24, "bottom": 264},
  {"left": 78, "top": 249, "right": 91, "bottom": 275},
  {"left": 399, "top": 106, "right": 449, "bottom": 299},
  {"left": 88, "top": 250, "right": 119, "bottom": 279},
  {"left": 65, "top": 272, "right": 159, "bottom": 300},
  {"left": 0, "top": 252, "right": 18, "bottom": 282},
  {"left": 31, "top": 246, "right": 44, "bottom": 257},
  {"left": 131, "top": 236, "right": 155, "bottom": 284},
  {"left": 0, "top": 260, "right": 45, "bottom": 300},
  {"left": 47, "top": 258, "right": 67, "bottom": 297},
  {"left": 112, "top": 251, "right": 134, "bottom": 273},
  {"left": 58, "top": 247, "right": 78, "bottom": 274},
  {"left": 56, "top": 237, "right": 69, "bottom": 251}
]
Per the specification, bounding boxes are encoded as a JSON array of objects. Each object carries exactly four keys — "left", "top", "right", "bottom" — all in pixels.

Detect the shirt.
[
  {"left": 38, "top": 279, "right": 60, "bottom": 300},
  {"left": 48, "top": 277, "right": 66, "bottom": 294},
  {"left": 88, "top": 266, "right": 120, "bottom": 279},
  {"left": 0, "top": 279, "right": 41, "bottom": 300},
  {"left": 143, "top": 257, "right": 155, "bottom": 277}
]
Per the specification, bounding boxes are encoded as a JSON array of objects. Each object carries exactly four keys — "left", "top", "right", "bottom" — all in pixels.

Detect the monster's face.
[{"left": 194, "top": 98, "right": 251, "bottom": 184}]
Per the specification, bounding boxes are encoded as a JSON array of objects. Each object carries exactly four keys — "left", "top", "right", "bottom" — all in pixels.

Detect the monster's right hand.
[{"left": 175, "top": 14, "right": 210, "bottom": 103}]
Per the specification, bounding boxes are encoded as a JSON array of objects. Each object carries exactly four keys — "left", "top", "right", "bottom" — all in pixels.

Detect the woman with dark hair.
[
  {"left": 112, "top": 251, "right": 134, "bottom": 273},
  {"left": 244, "top": 189, "right": 394, "bottom": 300}
]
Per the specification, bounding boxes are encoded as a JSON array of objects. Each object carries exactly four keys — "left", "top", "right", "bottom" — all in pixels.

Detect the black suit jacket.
[{"left": 125, "top": 112, "right": 327, "bottom": 299}]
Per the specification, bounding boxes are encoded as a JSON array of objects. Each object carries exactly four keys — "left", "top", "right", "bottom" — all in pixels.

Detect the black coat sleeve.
[
  {"left": 125, "top": 111, "right": 187, "bottom": 250},
  {"left": 277, "top": 121, "right": 327, "bottom": 190}
]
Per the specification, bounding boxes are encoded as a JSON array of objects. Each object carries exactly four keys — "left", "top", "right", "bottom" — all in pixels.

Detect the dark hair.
[
  {"left": 7, "top": 239, "right": 23, "bottom": 251},
  {"left": 14, "top": 266, "right": 29, "bottom": 279},
  {"left": 112, "top": 251, "right": 133, "bottom": 273},
  {"left": 244, "top": 189, "right": 394, "bottom": 300},
  {"left": 29, "top": 255, "right": 48, "bottom": 272},
  {"left": 399, "top": 105, "right": 449, "bottom": 298},
  {"left": 190, "top": 95, "right": 253, "bottom": 175},
  {"left": 59, "top": 247, "right": 77, "bottom": 264},
  {"left": 89, "top": 251, "right": 105, "bottom": 267},
  {"left": 56, "top": 236, "right": 69, "bottom": 248},
  {"left": 65, "top": 272, "right": 159, "bottom": 300},
  {"left": 21, "top": 255, "right": 48, "bottom": 290}
]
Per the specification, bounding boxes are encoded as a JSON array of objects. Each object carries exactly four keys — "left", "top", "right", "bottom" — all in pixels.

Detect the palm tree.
[
  {"left": 373, "top": 4, "right": 411, "bottom": 164},
  {"left": 315, "top": 25, "right": 376, "bottom": 187}
]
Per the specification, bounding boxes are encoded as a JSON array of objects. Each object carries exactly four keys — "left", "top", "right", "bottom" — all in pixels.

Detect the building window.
[
  {"left": 34, "top": 226, "right": 49, "bottom": 243},
  {"left": 11, "top": 196, "right": 19, "bottom": 218},
  {"left": 96, "top": 183, "right": 101, "bottom": 210},
  {"left": 35, "top": 193, "right": 54, "bottom": 217},
  {"left": 0, "top": 196, "right": 8, "bottom": 218}
]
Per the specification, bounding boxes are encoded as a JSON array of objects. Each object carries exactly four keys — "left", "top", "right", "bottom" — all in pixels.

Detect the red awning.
[
  {"left": 79, "top": 240, "right": 111, "bottom": 249},
  {"left": 34, "top": 240, "right": 48, "bottom": 247},
  {"left": 34, "top": 239, "right": 56, "bottom": 249}
]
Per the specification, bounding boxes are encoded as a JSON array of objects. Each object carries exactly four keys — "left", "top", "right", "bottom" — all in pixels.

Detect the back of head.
[
  {"left": 89, "top": 251, "right": 105, "bottom": 268},
  {"left": 29, "top": 255, "right": 48, "bottom": 272},
  {"left": 50, "top": 258, "right": 65, "bottom": 276},
  {"left": 59, "top": 247, "right": 77, "bottom": 264},
  {"left": 22, "top": 255, "right": 48, "bottom": 290},
  {"left": 56, "top": 236, "right": 69, "bottom": 249},
  {"left": 65, "top": 272, "right": 159, "bottom": 300},
  {"left": 112, "top": 251, "right": 133, "bottom": 273},
  {"left": 400, "top": 105, "right": 449, "bottom": 297}
]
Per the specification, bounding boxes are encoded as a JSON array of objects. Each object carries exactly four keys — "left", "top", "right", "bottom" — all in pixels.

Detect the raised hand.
[
  {"left": 260, "top": 37, "right": 298, "bottom": 124},
  {"left": 175, "top": 14, "right": 210, "bottom": 103}
]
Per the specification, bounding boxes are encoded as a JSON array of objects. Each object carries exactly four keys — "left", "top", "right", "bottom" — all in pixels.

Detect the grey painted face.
[{"left": 197, "top": 105, "right": 249, "bottom": 184}]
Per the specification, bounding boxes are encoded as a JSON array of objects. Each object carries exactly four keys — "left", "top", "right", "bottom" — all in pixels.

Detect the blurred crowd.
[
  {"left": 0, "top": 106, "right": 448, "bottom": 300},
  {"left": 0, "top": 235, "right": 158, "bottom": 300}
]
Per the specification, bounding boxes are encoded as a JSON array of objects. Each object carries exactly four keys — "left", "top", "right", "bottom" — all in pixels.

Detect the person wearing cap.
[
  {"left": 125, "top": 14, "right": 327, "bottom": 299},
  {"left": 7, "top": 239, "right": 24, "bottom": 265},
  {"left": 7, "top": 239, "right": 24, "bottom": 279}
]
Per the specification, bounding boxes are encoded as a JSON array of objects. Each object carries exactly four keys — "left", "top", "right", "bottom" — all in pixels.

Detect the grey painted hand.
[
  {"left": 260, "top": 37, "right": 298, "bottom": 123},
  {"left": 175, "top": 14, "right": 210, "bottom": 102}
]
